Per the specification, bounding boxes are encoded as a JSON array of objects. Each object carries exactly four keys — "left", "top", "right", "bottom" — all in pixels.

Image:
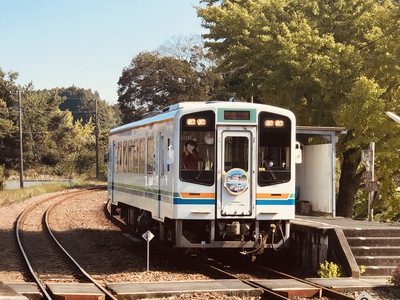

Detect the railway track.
[
  {"left": 16, "top": 188, "right": 118, "bottom": 300},
  {"left": 207, "top": 259, "right": 356, "bottom": 300},
  {"left": 106, "top": 200, "right": 356, "bottom": 300},
  {"left": 252, "top": 265, "right": 356, "bottom": 300},
  {"left": 0, "top": 190, "right": 389, "bottom": 299}
]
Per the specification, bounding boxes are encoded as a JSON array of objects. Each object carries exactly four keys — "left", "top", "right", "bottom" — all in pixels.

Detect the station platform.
[
  {"left": 106, "top": 278, "right": 390, "bottom": 299},
  {"left": 107, "top": 279, "right": 263, "bottom": 299},
  {"left": 0, "top": 282, "right": 106, "bottom": 300},
  {"left": 308, "top": 277, "right": 389, "bottom": 291},
  {"left": 0, "top": 282, "right": 30, "bottom": 300},
  {"left": 1, "top": 277, "right": 392, "bottom": 299},
  {"left": 47, "top": 283, "right": 105, "bottom": 300},
  {"left": 293, "top": 214, "right": 400, "bottom": 230},
  {"left": 291, "top": 214, "right": 400, "bottom": 278}
]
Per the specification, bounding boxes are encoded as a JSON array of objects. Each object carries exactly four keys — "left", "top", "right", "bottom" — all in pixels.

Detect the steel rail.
[
  {"left": 45, "top": 190, "right": 118, "bottom": 300},
  {"left": 206, "top": 264, "right": 290, "bottom": 300},
  {"left": 15, "top": 191, "right": 86, "bottom": 300},
  {"left": 106, "top": 198, "right": 355, "bottom": 300},
  {"left": 15, "top": 188, "right": 112, "bottom": 300},
  {"left": 252, "top": 264, "right": 356, "bottom": 300},
  {"left": 107, "top": 199, "right": 311, "bottom": 300}
]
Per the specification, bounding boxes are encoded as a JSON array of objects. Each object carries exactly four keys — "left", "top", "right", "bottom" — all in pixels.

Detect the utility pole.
[
  {"left": 18, "top": 90, "right": 24, "bottom": 188},
  {"left": 95, "top": 98, "right": 99, "bottom": 178}
]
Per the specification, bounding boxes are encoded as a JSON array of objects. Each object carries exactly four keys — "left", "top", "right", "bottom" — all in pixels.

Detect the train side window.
[
  {"left": 133, "top": 139, "right": 139, "bottom": 173},
  {"left": 139, "top": 138, "right": 145, "bottom": 174},
  {"left": 128, "top": 141, "right": 134, "bottom": 173},
  {"left": 147, "top": 137, "right": 154, "bottom": 174},
  {"left": 123, "top": 141, "right": 128, "bottom": 173},
  {"left": 117, "top": 142, "right": 122, "bottom": 173},
  {"left": 160, "top": 135, "right": 165, "bottom": 176},
  {"left": 167, "top": 138, "right": 172, "bottom": 172}
]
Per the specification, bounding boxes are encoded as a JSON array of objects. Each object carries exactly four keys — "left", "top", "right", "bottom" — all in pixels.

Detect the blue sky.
[{"left": 0, "top": 0, "right": 206, "bottom": 104}]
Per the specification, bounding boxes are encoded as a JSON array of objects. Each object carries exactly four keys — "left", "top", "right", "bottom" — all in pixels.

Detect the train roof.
[{"left": 109, "top": 101, "right": 293, "bottom": 135}]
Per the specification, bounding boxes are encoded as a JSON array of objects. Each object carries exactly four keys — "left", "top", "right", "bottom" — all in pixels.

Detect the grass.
[{"left": 0, "top": 178, "right": 106, "bottom": 206}]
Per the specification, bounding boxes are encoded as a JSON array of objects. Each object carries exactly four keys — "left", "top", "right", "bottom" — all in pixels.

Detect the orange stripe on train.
[
  {"left": 256, "top": 193, "right": 290, "bottom": 199},
  {"left": 180, "top": 192, "right": 215, "bottom": 198}
]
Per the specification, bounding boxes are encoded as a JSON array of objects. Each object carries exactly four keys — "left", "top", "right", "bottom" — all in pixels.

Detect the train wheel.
[
  {"left": 166, "top": 228, "right": 175, "bottom": 246},
  {"left": 196, "top": 249, "right": 208, "bottom": 263},
  {"left": 164, "top": 219, "right": 175, "bottom": 245},
  {"left": 110, "top": 203, "right": 118, "bottom": 215}
]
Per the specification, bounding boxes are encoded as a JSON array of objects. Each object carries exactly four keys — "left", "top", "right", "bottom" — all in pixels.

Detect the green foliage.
[
  {"left": 317, "top": 261, "right": 343, "bottom": 278},
  {"left": 389, "top": 263, "right": 400, "bottom": 286},
  {"left": 117, "top": 36, "right": 221, "bottom": 124},
  {"left": 360, "top": 265, "right": 366, "bottom": 275},
  {"left": 58, "top": 86, "right": 120, "bottom": 130},
  {"left": 118, "top": 51, "right": 206, "bottom": 123},
  {"left": 0, "top": 180, "right": 105, "bottom": 206},
  {"left": 0, "top": 70, "right": 119, "bottom": 178},
  {"left": 197, "top": 0, "right": 400, "bottom": 220},
  {"left": 0, "top": 98, "right": 14, "bottom": 139}
]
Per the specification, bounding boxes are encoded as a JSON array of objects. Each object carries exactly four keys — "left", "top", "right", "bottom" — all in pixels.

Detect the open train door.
[{"left": 216, "top": 127, "right": 256, "bottom": 218}]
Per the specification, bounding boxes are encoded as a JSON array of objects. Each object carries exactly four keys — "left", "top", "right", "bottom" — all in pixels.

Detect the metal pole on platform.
[{"left": 367, "top": 142, "right": 375, "bottom": 222}]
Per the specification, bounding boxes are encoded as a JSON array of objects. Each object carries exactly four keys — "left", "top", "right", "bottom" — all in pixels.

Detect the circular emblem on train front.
[{"left": 223, "top": 168, "right": 249, "bottom": 195}]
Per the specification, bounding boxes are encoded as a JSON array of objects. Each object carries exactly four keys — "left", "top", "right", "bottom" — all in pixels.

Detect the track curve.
[{"left": 16, "top": 188, "right": 118, "bottom": 300}]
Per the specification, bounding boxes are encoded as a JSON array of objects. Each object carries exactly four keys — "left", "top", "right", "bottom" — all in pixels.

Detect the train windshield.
[
  {"left": 258, "top": 112, "right": 291, "bottom": 186},
  {"left": 180, "top": 110, "right": 215, "bottom": 186}
]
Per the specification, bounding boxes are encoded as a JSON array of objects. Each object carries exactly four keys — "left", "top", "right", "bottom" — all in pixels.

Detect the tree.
[
  {"left": 57, "top": 86, "right": 121, "bottom": 176},
  {"left": 0, "top": 74, "right": 121, "bottom": 178},
  {"left": 197, "top": 0, "right": 400, "bottom": 218},
  {"left": 157, "top": 35, "right": 224, "bottom": 100},
  {"left": 0, "top": 69, "right": 23, "bottom": 170},
  {"left": 0, "top": 69, "right": 19, "bottom": 183},
  {"left": 0, "top": 69, "right": 16, "bottom": 141},
  {"left": 117, "top": 51, "right": 207, "bottom": 123},
  {"left": 0, "top": 65, "right": 121, "bottom": 178},
  {"left": 21, "top": 89, "right": 66, "bottom": 169},
  {"left": 157, "top": 35, "right": 206, "bottom": 66}
]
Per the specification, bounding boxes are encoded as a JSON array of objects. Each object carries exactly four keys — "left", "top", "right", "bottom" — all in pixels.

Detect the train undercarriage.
[{"left": 113, "top": 203, "right": 290, "bottom": 256}]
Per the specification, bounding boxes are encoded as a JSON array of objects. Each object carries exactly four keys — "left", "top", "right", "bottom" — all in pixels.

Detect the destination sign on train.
[{"left": 224, "top": 110, "right": 250, "bottom": 120}]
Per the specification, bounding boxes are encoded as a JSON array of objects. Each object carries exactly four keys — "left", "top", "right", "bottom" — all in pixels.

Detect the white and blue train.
[{"left": 107, "top": 101, "right": 301, "bottom": 255}]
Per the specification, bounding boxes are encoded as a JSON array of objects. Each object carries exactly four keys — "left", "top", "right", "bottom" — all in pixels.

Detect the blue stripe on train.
[
  {"left": 173, "top": 198, "right": 295, "bottom": 205},
  {"left": 256, "top": 199, "right": 295, "bottom": 205},
  {"left": 173, "top": 198, "right": 215, "bottom": 205}
]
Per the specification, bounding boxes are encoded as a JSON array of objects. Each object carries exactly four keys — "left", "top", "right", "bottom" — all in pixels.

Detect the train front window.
[
  {"left": 258, "top": 112, "right": 291, "bottom": 186},
  {"left": 180, "top": 110, "right": 215, "bottom": 186}
]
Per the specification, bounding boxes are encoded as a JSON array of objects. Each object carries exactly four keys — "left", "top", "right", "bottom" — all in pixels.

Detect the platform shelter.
[{"left": 295, "top": 126, "right": 347, "bottom": 217}]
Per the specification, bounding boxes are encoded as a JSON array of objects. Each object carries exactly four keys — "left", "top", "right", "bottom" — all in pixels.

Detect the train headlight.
[
  {"left": 186, "top": 117, "right": 207, "bottom": 126},
  {"left": 196, "top": 118, "right": 207, "bottom": 126},
  {"left": 264, "top": 119, "right": 285, "bottom": 127},
  {"left": 186, "top": 118, "right": 197, "bottom": 126},
  {"left": 264, "top": 119, "right": 275, "bottom": 127}
]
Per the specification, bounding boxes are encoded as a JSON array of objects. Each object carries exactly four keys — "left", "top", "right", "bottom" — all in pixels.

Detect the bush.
[
  {"left": 389, "top": 264, "right": 400, "bottom": 286},
  {"left": 317, "top": 261, "right": 342, "bottom": 278}
]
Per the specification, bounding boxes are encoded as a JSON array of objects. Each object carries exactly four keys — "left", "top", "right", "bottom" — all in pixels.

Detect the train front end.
[{"left": 172, "top": 101, "right": 298, "bottom": 254}]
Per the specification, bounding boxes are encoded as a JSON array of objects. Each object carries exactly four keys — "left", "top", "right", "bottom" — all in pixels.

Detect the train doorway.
[{"left": 216, "top": 127, "right": 256, "bottom": 218}]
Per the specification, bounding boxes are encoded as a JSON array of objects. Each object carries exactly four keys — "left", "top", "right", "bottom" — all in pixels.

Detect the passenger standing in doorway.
[{"left": 181, "top": 140, "right": 199, "bottom": 170}]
